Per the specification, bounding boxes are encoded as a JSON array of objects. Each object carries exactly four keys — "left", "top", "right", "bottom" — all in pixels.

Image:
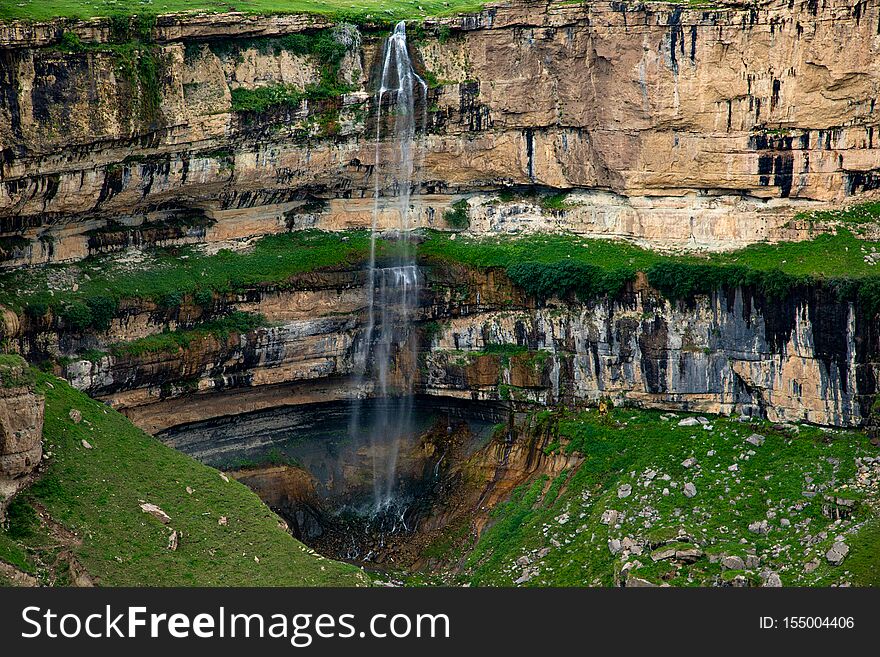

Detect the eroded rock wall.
[
  {"left": 3, "top": 0, "right": 880, "bottom": 265},
  {"left": 0, "top": 357, "right": 43, "bottom": 515},
  {"left": 28, "top": 262, "right": 879, "bottom": 432}
]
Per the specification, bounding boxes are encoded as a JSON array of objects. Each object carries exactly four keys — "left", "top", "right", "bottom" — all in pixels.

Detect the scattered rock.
[
  {"left": 683, "top": 482, "right": 697, "bottom": 498},
  {"left": 825, "top": 541, "right": 849, "bottom": 566},
  {"left": 167, "top": 530, "right": 178, "bottom": 552},
  {"left": 804, "top": 559, "right": 820, "bottom": 573},
  {"left": 678, "top": 417, "right": 701, "bottom": 427},
  {"left": 675, "top": 547, "right": 703, "bottom": 563},
  {"left": 218, "top": 516, "right": 228, "bottom": 526},
  {"left": 748, "top": 520, "right": 769, "bottom": 535},
  {"left": 651, "top": 546, "right": 677, "bottom": 562},
  {"left": 81, "top": 439, "right": 92, "bottom": 450},
  {"left": 762, "top": 572, "right": 782, "bottom": 587},
  {"left": 600, "top": 509, "right": 619, "bottom": 525},
  {"left": 721, "top": 555, "right": 746, "bottom": 571},
  {"left": 608, "top": 539, "right": 622, "bottom": 555},
  {"left": 626, "top": 576, "right": 657, "bottom": 587},
  {"left": 219, "top": 473, "right": 230, "bottom": 483},
  {"left": 139, "top": 502, "right": 171, "bottom": 524},
  {"left": 186, "top": 486, "right": 193, "bottom": 495},
  {"left": 681, "top": 457, "right": 697, "bottom": 469},
  {"left": 617, "top": 484, "right": 632, "bottom": 498},
  {"left": 746, "top": 434, "right": 765, "bottom": 447},
  {"left": 68, "top": 409, "right": 82, "bottom": 424}
]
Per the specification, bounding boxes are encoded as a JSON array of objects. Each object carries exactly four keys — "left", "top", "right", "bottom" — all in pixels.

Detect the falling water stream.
[{"left": 349, "top": 21, "right": 428, "bottom": 519}]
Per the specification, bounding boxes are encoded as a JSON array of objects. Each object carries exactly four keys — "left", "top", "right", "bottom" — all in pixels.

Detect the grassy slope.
[
  {"left": 0, "top": 230, "right": 375, "bottom": 315},
  {"left": 445, "top": 408, "right": 880, "bottom": 587},
  {"left": 0, "top": 370, "right": 364, "bottom": 586},
  {"left": 0, "top": 0, "right": 485, "bottom": 22},
  {"left": 420, "top": 228, "right": 880, "bottom": 280}
]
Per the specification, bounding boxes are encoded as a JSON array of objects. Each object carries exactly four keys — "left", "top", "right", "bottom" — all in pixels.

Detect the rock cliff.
[
  {"left": 21, "top": 260, "right": 875, "bottom": 433},
  {"left": 3, "top": 0, "right": 880, "bottom": 267},
  {"left": 0, "top": 355, "right": 43, "bottom": 516}
]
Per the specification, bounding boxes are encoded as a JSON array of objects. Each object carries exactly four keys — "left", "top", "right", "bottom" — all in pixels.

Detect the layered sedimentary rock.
[
  {"left": 3, "top": 0, "right": 880, "bottom": 266},
  {"left": 27, "top": 261, "right": 876, "bottom": 432},
  {"left": 0, "top": 357, "right": 43, "bottom": 514}
]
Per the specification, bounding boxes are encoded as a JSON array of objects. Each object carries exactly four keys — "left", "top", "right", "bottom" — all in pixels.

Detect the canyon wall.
[
  {"left": 20, "top": 262, "right": 874, "bottom": 433},
  {"left": 0, "top": 356, "right": 43, "bottom": 516},
  {"left": 3, "top": 0, "right": 880, "bottom": 266}
]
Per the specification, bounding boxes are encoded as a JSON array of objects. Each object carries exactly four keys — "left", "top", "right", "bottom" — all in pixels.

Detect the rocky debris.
[
  {"left": 81, "top": 439, "right": 92, "bottom": 449},
  {"left": 651, "top": 546, "right": 677, "bottom": 561},
  {"left": 683, "top": 482, "right": 697, "bottom": 498},
  {"left": 186, "top": 486, "right": 194, "bottom": 495},
  {"left": 825, "top": 541, "right": 849, "bottom": 566},
  {"left": 515, "top": 567, "right": 538, "bottom": 585},
  {"left": 678, "top": 417, "right": 702, "bottom": 427},
  {"left": 139, "top": 502, "right": 171, "bottom": 524},
  {"left": 762, "top": 571, "right": 782, "bottom": 587},
  {"left": 721, "top": 555, "right": 746, "bottom": 571},
  {"left": 617, "top": 484, "right": 632, "bottom": 498},
  {"left": 748, "top": 520, "right": 769, "bottom": 535},
  {"left": 600, "top": 509, "right": 619, "bottom": 525},
  {"left": 746, "top": 434, "right": 765, "bottom": 447},
  {"left": 218, "top": 516, "right": 228, "bottom": 526},
  {"left": 219, "top": 473, "right": 230, "bottom": 483},
  {"left": 625, "top": 576, "right": 657, "bottom": 587},
  {"left": 675, "top": 547, "right": 703, "bottom": 563},
  {"left": 68, "top": 409, "right": 82, "bottom": 424},
  {"left": 804, "top": 559, "right": 820, "bottom": 573},
  {"left": 608, "top": 538, "right": 622, "bottom": 555},
  {"left": 681, "top": 457, "right": 697, "bottom": 469},
  {"left": 167, "top": 530, "right": 179, "bottom": 551}
]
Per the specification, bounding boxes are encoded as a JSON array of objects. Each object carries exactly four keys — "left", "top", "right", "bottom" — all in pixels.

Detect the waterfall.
[{"left": 350, "top": 21, "right": 427, "bottom": 513}]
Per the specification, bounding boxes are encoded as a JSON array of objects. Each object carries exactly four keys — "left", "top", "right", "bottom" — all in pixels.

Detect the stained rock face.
[
  {"left": 3, "top": 0, "right": 880, "bottom": 266},
  {"left": 0, "top": 357, "right": 43, "bottom": 514}
]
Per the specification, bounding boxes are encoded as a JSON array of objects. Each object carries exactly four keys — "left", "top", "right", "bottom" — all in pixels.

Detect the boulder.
[{"left": 825, "top": 542, "right": 849, "bottom": 566}]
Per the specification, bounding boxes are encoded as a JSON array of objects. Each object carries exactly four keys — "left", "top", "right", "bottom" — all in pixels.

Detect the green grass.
[
  {"left": 0, "top": 354, "right": 34, "bottom": 388},
  {"left": 796, "top": 200, "right": 880, "bottom": 230},
  {"left": 0, "top": 230, "right": 376, "bottom": 326},
  {"left": 3, "top": 370, "right": 364, "bottom": 586},
  {"left": 419, "top": 229, "right": 880, "bottom": 310},
  {"left": 0, "top": 1, "right": 485, "bottom": 23},
  {"left": 456, "top": 407, "right": 878, "bottom": 587}
]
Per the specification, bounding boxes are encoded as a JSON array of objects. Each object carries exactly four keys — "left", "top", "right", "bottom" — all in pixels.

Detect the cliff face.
[
  {"left": 23, "top": 261, "right": 873, "bottom": 433},
  {"left": 3, "top": 0, "right": 880, "bottom": 266},
  {"left": 0, "top": 356, "right": 43, "bottom": 515}
]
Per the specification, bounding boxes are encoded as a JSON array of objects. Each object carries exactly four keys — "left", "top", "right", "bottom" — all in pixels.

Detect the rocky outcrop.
[
  {"left": 17, "top": 259, "right": 873, "bottom": 432},
  {"left": 3, "top": 0, "right": 880, "bottom": 266},
  {"left": 0, "top": 356, "right": 43, "bottom": 515}
]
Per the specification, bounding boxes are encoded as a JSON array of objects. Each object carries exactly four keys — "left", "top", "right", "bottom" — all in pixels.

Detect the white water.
[{"left": 350, "top": 21, "right": 427, "bottom": 512}]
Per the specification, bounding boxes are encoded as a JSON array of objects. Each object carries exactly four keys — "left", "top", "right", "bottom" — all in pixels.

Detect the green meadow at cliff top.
[{"left": 0, "top": 0, "right": 485, "bottom": 23}]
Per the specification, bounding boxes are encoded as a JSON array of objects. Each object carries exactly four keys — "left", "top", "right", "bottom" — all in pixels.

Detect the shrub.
[
  {"left": 86, "top": 295, "right": 118, "bottom": 331},
  {"left": 444, "top": 199, "right": 470, "bottom": 229},
  {"left": 59, "top": 302, "right": 92, "bottom": 332},
  {"left": 506, "top": 261, "right": 634, "bottom": 302}
]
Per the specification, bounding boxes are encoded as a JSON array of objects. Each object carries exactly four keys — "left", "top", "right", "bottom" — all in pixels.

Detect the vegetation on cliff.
[
  {"left": 0, "top": 369, "right": 364, "bottom": 586},
  {"left": 0, "top": 230, "right": 375, "bottom": 330},
  {"left": 423, "top": 407, "right": 880, "bottom": 587},
  {"left": 419, "top": 228, "right": 880, "bottom": 313},
  {"left": 0, "top": 1, "right": 485, "bottom": 23}
]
